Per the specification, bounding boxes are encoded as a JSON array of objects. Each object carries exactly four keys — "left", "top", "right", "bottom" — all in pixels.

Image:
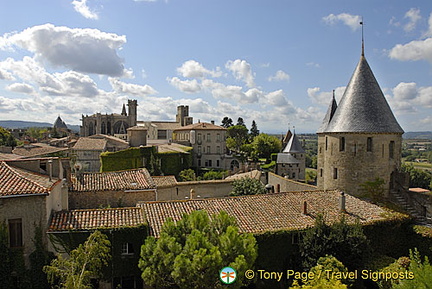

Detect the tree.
[
  {"left": 226, "top": 125, "right": 249, "bottom": 152},
  {"left": 359, "top": 177, "right": 385, "bottom": 203},
  {"left": 299, "top": 214, "right": 369, "bottom": 270},
  {"left": 0, "top": 127, "right": 17, "bottom": 147},
  {"left": 179, "top": 168, "right": 196, "bottom": 181},
  {"left": 231, "top": 177, "right": 266, "bottom": 196},
  {"left": 252, "top": 133, "right": 282, "bottom": 160},
  {"left": 249, "top": 120, "right": 259, "bottom": 139},
  {"left": 402, "top": 164, "right": 432, "bottom": 190},
  {"left": 139, "top": 210, "right": 257, "bottom": 289},
  {"left": 290, "top": 255, "right": 348, "bottom": 289},
  {"left": 221, "top": 117, "right": 234, "bottom": 128},
  {"left": 236, "top": 117, "right": 246, "bottom": 127},
  {"left": 393, "top": 248, "right": 432, "bottom": 289},
  {"left": 44, "top": 230, "right": 111, "bottom": 289}
]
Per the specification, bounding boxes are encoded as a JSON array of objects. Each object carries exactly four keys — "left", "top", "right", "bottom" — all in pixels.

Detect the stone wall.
[
  {"left": 69, "top": 189, "right": 156, "bottom": 209},
  {"left": 317, "top": 133, "right": 402, "bottom": 196},
  {"left": 268, "top": 172, "right": 317, "bottom": 192}
]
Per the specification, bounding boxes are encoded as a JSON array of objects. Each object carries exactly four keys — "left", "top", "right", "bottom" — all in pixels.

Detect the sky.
[{"left": 0, "top": 0, "right": 431, "bottom": 134}]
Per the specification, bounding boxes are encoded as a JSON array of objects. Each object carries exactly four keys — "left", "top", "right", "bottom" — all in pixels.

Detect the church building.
[{"left": 317, "top": 45, "right": 404, "bottom": 197}]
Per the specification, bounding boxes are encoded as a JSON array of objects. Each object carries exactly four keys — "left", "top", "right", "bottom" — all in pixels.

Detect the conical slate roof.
[
  {"left": 53, "top": 116, "right": 68, "bottom": 129},
  {"left": 323, "top": 56, "right": 403, "bottom": 134},
  {"left": 282, "top": 132, "right": 305, "bottom": 153},
  {"left": 317, "top": 93, "right": 338, "bottom": 133}
]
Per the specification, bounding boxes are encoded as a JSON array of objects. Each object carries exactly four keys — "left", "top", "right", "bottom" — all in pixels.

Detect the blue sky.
[{"left": 0, "top": 0, "right": 431, "bottom": 133}]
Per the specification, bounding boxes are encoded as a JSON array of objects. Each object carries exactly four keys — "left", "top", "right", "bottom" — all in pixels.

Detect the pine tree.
[{"left": 249, "top": 120, "right": 259, "bottom": 138}]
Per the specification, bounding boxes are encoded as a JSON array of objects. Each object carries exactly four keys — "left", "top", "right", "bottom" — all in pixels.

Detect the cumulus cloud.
[
  {"left": 389, "top": 38, "right": 432, "bottom": 63},
  {"left": 263, "top": 89, "right": 288, "bottom": 106},
  {"left": 6, "top": 83, "right": 35, "bottom": 95},
  {"left": 177, "top": 60, "right": 222, "bottom": 78},
  {"left": 392, "top": 82, "right": 417, "bottom": 100},
  {"left": 425, "top": 12, "right": 432, "bottom": 37},
  {"left": 307, "top": 86, "right": 345, "bottom": 106},
  {"left": 268, "top": 70, "right": 290, "bottom": 82},
  {"left": 0, "top": 68, "right": 14, "bottom": 80},
  {"left": 167, "top": 77, "right": 202, "bottom": 93},
  {"left": 72, "top": 0, "right": 99, "bottom": 20},
  {"left": 0, "top": 23, "right": 128, "bottom": 76},
  {"left": 322, "top": 13, "right": 362, "bottom": 31},
  {"left": 225, "top": 59, "right": 255, "bottom": 88},
  {"left": 404, "top": 8, "right": 421, "bottom": 32},
  {"left": 109, "top": 78, "right": 157, "bottom": 96}
]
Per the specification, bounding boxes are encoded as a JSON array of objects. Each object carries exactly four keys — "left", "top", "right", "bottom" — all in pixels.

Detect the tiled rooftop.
[
  {"left": 152, "top": 175, "right": 177, "bottom": 188},
  {"left": 173, "top": 122, "right": 225, "bottom": 131},
  {"left": 72, "top": 137, "right": 107, "bottom": 151},
  {"left": 48, "top": 207, "right": 146, "bottom": 232},
  {"left": 13, "top": 143, "right": 69, "bottom": 157},
  {"left": 0, "top": 161, "right": 57, "bottom": 197},
  {"left": 70, "top": 168, "right": 156, "bottom": 192},
  {"left": 225, "top": 170, "right": 261, "bottom": 181},
  {"left": 156, "top": 143, "right": 192, "bottom": 154},
  {"left": 138, "top": 191, "right": 406, "bottom": 237}
]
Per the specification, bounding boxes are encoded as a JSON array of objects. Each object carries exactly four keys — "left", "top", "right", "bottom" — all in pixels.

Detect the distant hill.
[
  {"left": 403, "top": 131, "right": 432, "bottom": 140},
  {"left": 0, "top": 120, "right": 80, "bottom": 132}
]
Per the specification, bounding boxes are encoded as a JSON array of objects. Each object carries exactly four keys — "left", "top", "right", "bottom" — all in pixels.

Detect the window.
[
  {"left": 207, "top": 133, "right": 211, "bottom": 142},
  {"left": 389, "top": 141, "right": 395, "bottom": 159},
  {"left": 209, "top": 160, "right": 212, "bottom": 167},
  {"left": 216, "top": 133, "right": 221, "bottom": 142},
  {"left": 197, "top": 133, "right": 202, "bottom": 142},
  {"left": 339, "top": 137, "right": 345, "bottom": 151},
  {"left": 217, "top": 146, "right": 220, "bottom": 154},
  {"left": 157, "top": 130, "right": 167, "bottom": 139},
  {"left": 9, "top": 219, "right": 22, "bottom": 248},
  {"left": 367, "top": 137, "right": 373, "bottom": 152},
  {"left": 320, "top": 169, "right": 323, "bottom": 177},
  {"left": 325, "top": 137, "right": 328, "bottom": 150},
  {"left": 333, "top": 168, "right": 338, "bottom": 179},
  {"left": 207, "top": 146, "right": 211, "bottom": 154},
  {"left": 121, "top": 243, "right": 134, "bottom": 255},
  {"left": 217, "top": 160, "right": 220, "bottom": 167}
]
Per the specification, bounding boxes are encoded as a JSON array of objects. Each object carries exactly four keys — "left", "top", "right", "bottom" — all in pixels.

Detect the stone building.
[
  {"left": 172, "top": 121, "right": 236, "bottom": 170},
  {"left": 276, "top": 131, "right": 306, "bottom": 181},
  {"left": 80, "top": 99, "right": 138, "bottom": 137},
  {"left": 317, "top": 47, "right": 404, "bottom": 196}
]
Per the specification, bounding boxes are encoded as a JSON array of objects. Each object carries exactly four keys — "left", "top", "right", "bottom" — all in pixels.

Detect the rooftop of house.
[
  {"left": 151, "top": 175, "right": 178, "bottom": 188},
  {"left": 156, "top": 142, "right": 192, "bottom": 154},
  {"left": 0, "top": 161, "right": 58, "bottom": 197},
  {"left": 13, "top": 143, "right": 69, "bottom": 158},
  {"left": 72, "top": 137, "right": 107, "bottom": 151},
  {"left": 173, "top": 122, "right": 225, "bottom": 131},
  {"left": 276, "top": 153, "right": 301, "bottom": 164},
  {"left": 138, "top": 190, "right": 406, "bottom": 238},
  {"left": 70, "top": 168, "right": 156, "bottom": 192},
  {"left": 48, "top": 207, "right": 146, "bottom": 232},
  {"left": 224, "top": 169, "right": 261, "bottom": 181}
]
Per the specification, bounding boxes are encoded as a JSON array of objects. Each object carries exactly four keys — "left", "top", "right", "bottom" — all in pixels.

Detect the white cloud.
[
  {"left": 225, "top": 59, "right": 255, "bottom": 88},
  {"left": 6, "top": 83, "right": 35, "bottom": 95},
  {"left": 0, "top": 68, "right": 15, "bottom": 80},
  {"left": 263, "top": 89, "right": 287, "bottom": 106},
  {"left": 167, "top": 77, "right": 202, "bottom": 93},
  {"left": 392, "top": 82, "right": 417, "bottom": 100},
  {"left": 0, "top": 24, "right": 128, "bottom": 76},
  {"left": 322, "top": 13, "right": 362, "bottom": 31},
  {"left": 389, "top": 38, "right": 432, "bottom": 63},
  {"left": 425, "top": 12, "right": 432, "bottom": 37},
  {"left": 177, "top": 60, "right": 222, "bottom": 78},
  {"left": 268, "top": 70, "right": 290, "bottom": 82},
  {"left": 72, "top": 0, "right": 99, "bottom": 20},
  {"left": 307, "top": 86, "right": 345, "bottom": 106},
  {"left": 404, "top": 8, "right": 421, "bottom": 32},
  {"left": 306, "top": 62, "right": 320, "bottom": 68},
  {"left": 109, "top": 78, "right": 157, "bottom": 96}
]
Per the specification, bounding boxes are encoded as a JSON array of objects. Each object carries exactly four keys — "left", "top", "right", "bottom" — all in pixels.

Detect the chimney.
[
  {"left": 302, "top": 201, "right": 307, "bottom": 215},
  {"left": 190, "top": 189, "right": 195, "bottom": 200},
  {"left": 211, "top": 120, "right": 215, "bottom": 125},
  {"left": 339, "top": 192, "right": 346, "bottom": 213},
  {"left": 48, "top": 159, "right": 53, "bottom": 181}
]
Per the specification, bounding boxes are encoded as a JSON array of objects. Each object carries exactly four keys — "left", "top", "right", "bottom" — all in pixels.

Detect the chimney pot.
[
  {"left": 302, "top": 201, "right": 307, "bottom": 215},
  {"left": 339, "top": 191, "right": 346, "bottom": 213}
]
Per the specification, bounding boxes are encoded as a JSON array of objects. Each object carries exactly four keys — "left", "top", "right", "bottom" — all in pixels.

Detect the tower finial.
[
  {"left": 332, "top": 89, "right": 335, "bottom": 100},
  {"left": 360, "top": 18, "right": 364, "bottom": 56}
]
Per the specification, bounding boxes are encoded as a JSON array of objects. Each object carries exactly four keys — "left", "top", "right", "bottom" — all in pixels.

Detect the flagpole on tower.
[{"left": 360, "top": 18, "right": 364, "bottom": 56}]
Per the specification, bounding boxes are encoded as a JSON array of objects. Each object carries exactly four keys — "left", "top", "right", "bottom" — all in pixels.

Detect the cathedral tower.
[{"left": 317, "top": 49, "right": 404, "bottom": 196}]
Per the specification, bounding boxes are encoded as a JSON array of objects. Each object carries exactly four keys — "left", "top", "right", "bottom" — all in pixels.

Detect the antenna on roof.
[{"left": 360, "top": 17, "right": 364, "bottom": 56}]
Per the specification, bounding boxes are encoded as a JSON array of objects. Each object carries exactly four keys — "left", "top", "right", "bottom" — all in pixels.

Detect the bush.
[{"left": 231, "top": 177, "right": 266, "bottom": 196}]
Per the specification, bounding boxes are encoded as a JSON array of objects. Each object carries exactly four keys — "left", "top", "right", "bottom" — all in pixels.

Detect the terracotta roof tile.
[
  {"left": 152, "top": 176, "right": 177, "bottom": 188},
  {"left": 48, "top": 207, "right": 146, "bottom": 231},
  {"left": 173, "top": 122, "right": 225, "bottom": 131},
  {"left": 138, "top": 191, "right": 406, "bottom": 238},
  {"left": 73, "top": 137, "right": 107, "bottom": 151},
  {"left": 0, "top": 162, "right": 57, "bottom": 196},
  {"left": 13, "top": 143, "right": 69, "bottom": 157},
  {"left": 70, "top": 168, "right": 156, "bottom": 192}
]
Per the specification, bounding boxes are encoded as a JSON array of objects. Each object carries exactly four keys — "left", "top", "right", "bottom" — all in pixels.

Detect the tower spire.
[{"left": 360, "top": 18, "right": 364, "bottom": 56}]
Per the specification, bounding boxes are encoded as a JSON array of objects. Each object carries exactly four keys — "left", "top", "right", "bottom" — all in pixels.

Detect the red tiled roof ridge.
[{"left": 0, "top": 161, "right": 52, "bottom": 194}]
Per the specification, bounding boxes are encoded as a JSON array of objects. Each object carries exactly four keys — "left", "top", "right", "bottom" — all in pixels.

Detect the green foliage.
[
  {"left": 299, "top": 215, "right": 369, "bottom": 270},
  {"left": 26, "top": 127, "right": 49, "bottom": 140},
  {"left": 221, "top": 116, "right": 233, "bottom": 128},
  {"left": 290, "top": 255, "right": 348, "bottom": 289},
  {"left": 392, "top": 248, "right": 432, "bottom": 289},
  {"left": 249, "top": 120, "right": 259, "bottom": 138},
  {"left": 44, "top": 230, "right": 111, "bottom": 289},
  {"left": 0, "top": 222, "right": 13, "bottom": 288},
  {"left": 305, "top": 169, "right": 317, "bottom": 184},
  {"left": 231, "top": 177, "right": 266, "bottom": 196},
  {"left": 29, "top": 225, "right": 55, "bottom": 289},
  {"left": 236, "top": 117, "right": 246, "bottom": 127},
  {"left": 359, "top": 177, "right": 386, "bottom": 203},
  {"left": 201, "top": 170, "right": 227, "bottom": 180},
  {"left": 139, "top": 210, "right": 257, "bottom": 289},
  {"left": 252, "top": 133, "right": 282, "bottom": 161},
  {"left": 179, "top": 168, "right": 196, "bottom": 181},
  {"left": 377, "top": 256, "right": 410, "bottom": 289},
  {"left": 226, "top": 125, "right": 249, "bottom": 152},
  {"left": 0, "top": 126, "right": 17, "bottom": 147},
  {"left": 402, "top": 163, "right": 432, "bottom": 190}
]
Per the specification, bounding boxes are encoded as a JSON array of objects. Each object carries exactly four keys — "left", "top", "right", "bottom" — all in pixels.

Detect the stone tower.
[
  {"left": 127, "top": 99, "right": 138, "bottom": 127},
  {"left": 317, "top": 48, "right": 404, "bottom": 197}
]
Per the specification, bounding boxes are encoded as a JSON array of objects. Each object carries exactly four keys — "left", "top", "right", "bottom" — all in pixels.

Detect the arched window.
[
  {"left": 367, "top": 137, "right": 373, "bottom": 152},
  {"left": 101, "top": 122, "right": 106, "bottom": 134}
]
